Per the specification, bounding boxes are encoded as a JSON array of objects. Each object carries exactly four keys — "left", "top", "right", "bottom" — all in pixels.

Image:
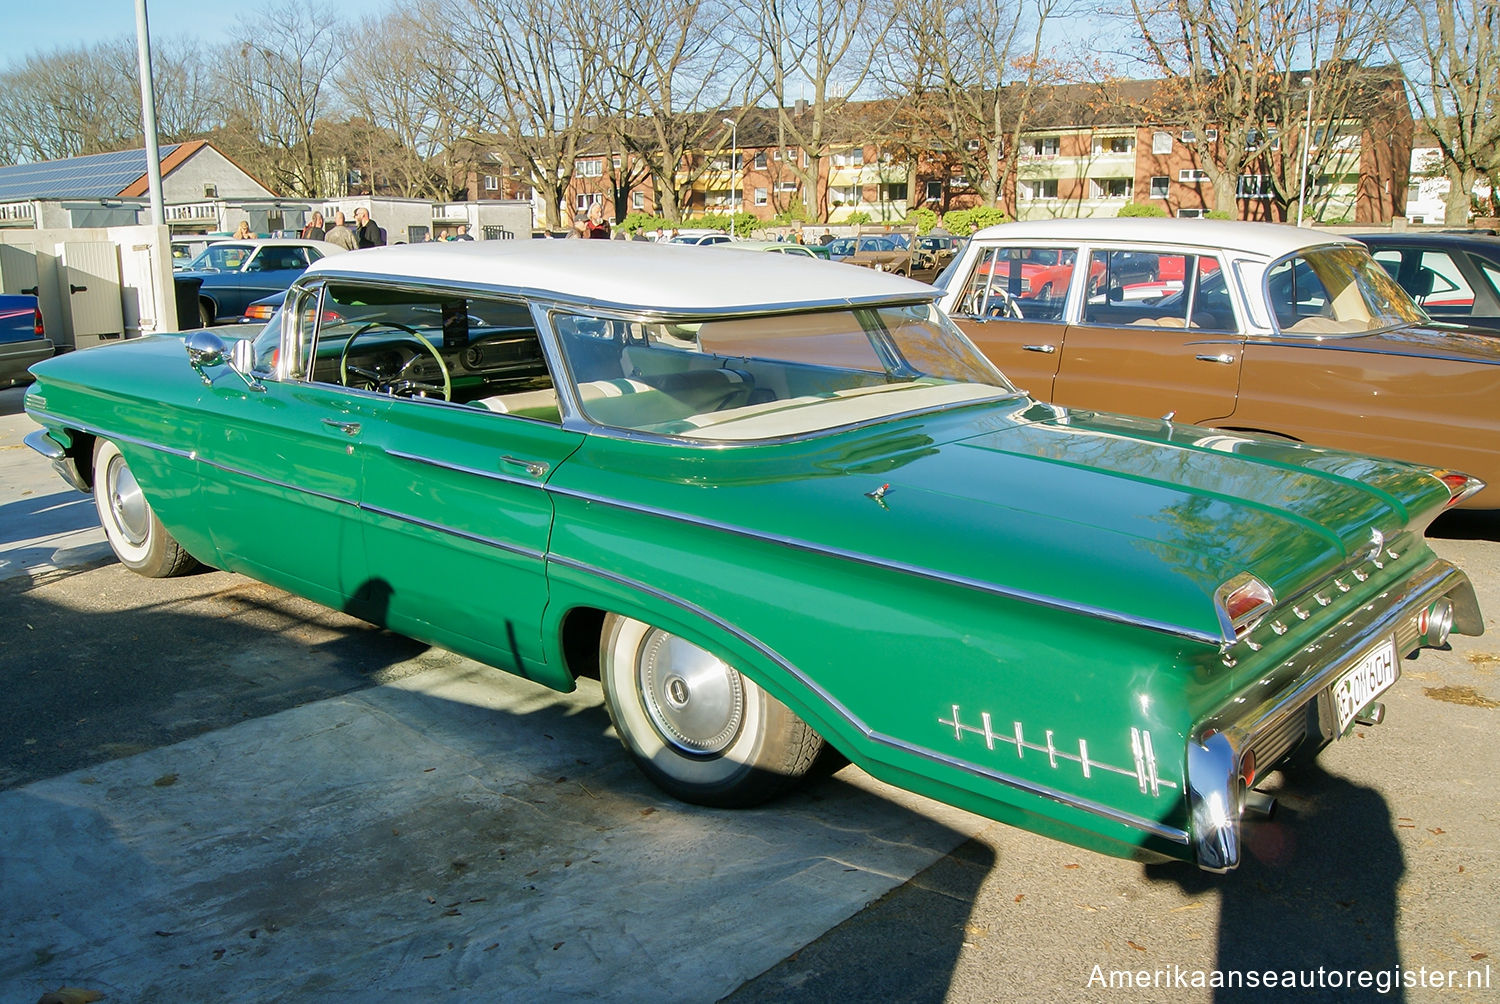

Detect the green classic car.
[{"left": 23, "top": 241, "right": 1484, "bottom": 871}]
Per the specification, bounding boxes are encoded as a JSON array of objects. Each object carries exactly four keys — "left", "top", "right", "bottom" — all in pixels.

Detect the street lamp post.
[
  {"left": 722, "top": 117, "right": 737, "bottom": 239},
  {"left": 1297, "top": 75, "right": 1314, "bottom": 227}
]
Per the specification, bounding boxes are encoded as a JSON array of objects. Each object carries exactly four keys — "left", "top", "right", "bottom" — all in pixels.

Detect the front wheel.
[
  {"left": 92, "top": 440, "right": 199, "bottom": 577},
  {"left": 599, "top": 613, "right": 823, "bottom": 807}
]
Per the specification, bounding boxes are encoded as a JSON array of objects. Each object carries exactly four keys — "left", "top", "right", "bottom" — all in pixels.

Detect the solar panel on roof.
[{"left": 0, "top": 145, "right": 181, "bottom": 201}]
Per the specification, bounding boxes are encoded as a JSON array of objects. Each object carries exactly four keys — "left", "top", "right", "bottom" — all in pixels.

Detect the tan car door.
[
  {"left": 947, "top": 243, "right": 1071, "bottom": 399},
  {"left": 1051, "top": 250, "right": 1245, "bottom": 423}
]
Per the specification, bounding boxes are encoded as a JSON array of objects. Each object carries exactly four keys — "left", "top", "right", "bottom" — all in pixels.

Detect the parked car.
[
  {"left": 713, "top": 239, "right": 821, "bottom": 258},
  {"left": 668, "top": 230, "right": 733, "bottom": 246},
  {"left": 175, "top": 239, "right": 346, "bottom": 326},
  {"left": 916, "top": 234, "right": 965, "bottom": 266},
  {"left": 0, "top": 293, "right": 51, "bottom": 385},
  {"left": 825, "top": 235, "right": 914, "bottom": 275},
  {"left": 936, "top": 218, "right": 1500, "bottom": 508},
  {"left": 170, "top": 237, "right": 212, "bottom": 270},
  {"left": 1353, "top": 230, "right": 1500, "bottom": 331},
  {"left": 24, "top": 240, "right": 1483, "bottom": 872}
]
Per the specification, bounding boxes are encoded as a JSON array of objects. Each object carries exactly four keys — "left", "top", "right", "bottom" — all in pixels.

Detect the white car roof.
[
  {"left": 303, "top": 239, "right": 936, "bottom": 313},
  {"left": 968, "top": 218, "right": 1361, "bottom": 258}
]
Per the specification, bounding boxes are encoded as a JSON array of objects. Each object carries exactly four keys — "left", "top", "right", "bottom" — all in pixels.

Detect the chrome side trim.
[
  {"left": 546, "top": 552, "right": 1191, "bottom": 846},
  {"left": 385, "top": 448, "right": 547, "bottom": 490},
  {"left": 547, "top": 485, "right": 1225, "bottom": 646},
  {"left": 193, "top": 455, "right": 357, "bottom": 510},
  {"left": 360, "top": 504, "right": 544, "bottom": 562},
  {"left": 25, "top": 410, "right": 195, "bottom": 462}
]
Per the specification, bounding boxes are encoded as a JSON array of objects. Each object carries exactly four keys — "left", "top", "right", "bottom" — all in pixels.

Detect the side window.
[
  {"left": 297, "top": 284, "right": 558, "bottom": 418},
  {"left": 953, "top": 245, "right": 1071, "bottom": 324},
  {"left": 1474, "top": 257, "right": 1500, "bottom": 304},
  {"left": 1417, "top": 250, "right": 1474, "bottom": 307},
  {"left": 1265, "top": 256, "right": 1332, "bottom": 329},
  {"left": 1082, "top": 251, "right": 1234, "bottom": 331}
]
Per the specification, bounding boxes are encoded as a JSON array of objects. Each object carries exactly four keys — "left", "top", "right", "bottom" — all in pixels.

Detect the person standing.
[
  {"left": 300, "top": 212, "right": 326, "bottom": 241},
  {"left": 324, "top": 212, "right": 358, "bottom": 251},
  {"left": 580, "top": 201, "right": 611, "bottom": 239},
  {"left": 232, "top": 220, "right": 252, "bottom": 240},
  {"left": 353, "top": 207, "right": 385, "bottom": 249}
]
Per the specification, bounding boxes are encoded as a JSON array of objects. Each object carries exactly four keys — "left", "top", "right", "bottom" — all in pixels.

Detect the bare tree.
[
  {"left": 0, "top": 43, "right": 142, "bottom": 162},
  {"left": 219, "top": 2, "right": 347, "bottom": 197},
  {"left": 1394, "top": 0, "right": 1500, "bottom": 224},
  {"left": 890, "top": 0, "right": 1064, "bottom": 215},
  {"left": 338, "top": 5, "right": 466, "bottom": 199},
  {"left": 588, "top": 0, "right": 763, "bottom": 222},
  {"left": 1129, "top": 0, "right": 1398, "bottom": 218},
  {"left": 743, "top": 0, "right": 899, "bottom": 221},
  {"left": 438, "top": 0, "right": 598, "bottom": 230}
]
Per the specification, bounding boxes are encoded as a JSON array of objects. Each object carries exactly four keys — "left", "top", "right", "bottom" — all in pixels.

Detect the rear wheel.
[
  {"left": 599, "top": 613, "right": 823, "bottom": 807},
  {"left": 198, "top": 301, "right": 214, "bottom": 328},
  {"left": 92, "top": 441, "right": 199, "bottom": 577}
]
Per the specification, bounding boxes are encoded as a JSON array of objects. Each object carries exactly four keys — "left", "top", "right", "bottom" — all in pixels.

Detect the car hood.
[{"left": 559, "top": 398, "right": 1453, "bottom": 647}]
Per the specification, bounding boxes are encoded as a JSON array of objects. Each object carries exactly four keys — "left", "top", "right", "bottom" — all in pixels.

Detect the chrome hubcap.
[
  {"left": 108, "top": 458, "right": 149, "bottom": 546},
  {"left": 637, "top": 630, "right": 744, "bottom": 755}
]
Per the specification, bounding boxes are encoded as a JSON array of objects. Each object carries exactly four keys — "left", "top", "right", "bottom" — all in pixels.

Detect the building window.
[
  {"left": 203, "top": 184, "right": 218, "bottom": 198},
  {"left": 574, "top": 194, "right": 593, "bottom": 211},
  {"left": 880, "top": 182, "right": 907, "bottom": 202},
  {"left": 965, "top": 138, "right": 981, "bottom": 151},
  {"left": 754, "top": 151, "right": 766, "bottom": 169},
  {"left": 777, "top": 181, "right": 798, "bottom": 193},
  {"left": 483, "top": 174, "right": 498, "bottom": 191},
  {"left": 772, "top": 149, "right": 781, "bottom": 162},
  {"left": 1031, "top": 136, "right": 1060, "bottom": 156},
  {"left": 1023, "top": 179, "right": 1058, "bottom": 200},
  {"left": 632, "top": 191, "right": 645, "bottom": 210},
  {"left": 1180, "top": 130, "right": 1197, "bottom": 143},
  {"left": 1204, "top": 128, "right": 1219, "bottom": 141},
  {"left": 1237, "top": 174, "right": 1274, "bottom": 198},
  {"left": 1152, "top": 131, "right": 1173, "bottom": 154},
  {"left": 755, "top": 187, "right": 768, "bottom": 206},
  {"left": 612, "top": 154, "right": 621, "bottom": 170},
  {"left": 849, "top": 148, "right": 863, "bottom": 166},
  {"left": 1093, "top": 177, "right": 1131, "bottom": 198},
  {"left": 1149, "top": 176, "right": 1170, "bottom": 199},
  {"left": 1099, "top": 136, "right": 1134, "bottom": 154},
  {"left": 926, "top": 180, "right": 943, "bottom": 201},
  {"left": 576, "top": 158, "right": 603, "bottom": 177},
  {"left": 1177, "top": 208, "right": 1205, "bottom": 218},
  {"left": 1178, "top": 169, "right": 1210, "bottom": 182}
]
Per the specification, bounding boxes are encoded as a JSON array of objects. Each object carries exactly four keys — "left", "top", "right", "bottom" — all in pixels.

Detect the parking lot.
[{"left": 1, "top": 382, "right": 1496, "bottom": 1003}]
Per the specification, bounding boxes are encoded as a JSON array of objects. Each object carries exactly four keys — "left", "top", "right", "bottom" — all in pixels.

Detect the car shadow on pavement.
[
  {"left": 0, "top": 564, "right": 430, "bottom": 791},
  {"left": 1145, "top": 763, "right": 1405, "bottom": 1002},
  {"left": 1, "top": 588, "right": 980, "bottom": 1001}
]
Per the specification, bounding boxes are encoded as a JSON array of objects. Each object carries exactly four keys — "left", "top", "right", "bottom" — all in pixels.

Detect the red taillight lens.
[
  {"left": 1435, "top": 470, "right": 1485, "bottom": 508},
  {"left": 1216, "top": 573, "right": 1276, "bottom": 638},
  {"left": 33, "top": 307, "right": 43, "bottom": 337},
  {"left": 243, "top": 304, "right": 276, "bottom": 322}
]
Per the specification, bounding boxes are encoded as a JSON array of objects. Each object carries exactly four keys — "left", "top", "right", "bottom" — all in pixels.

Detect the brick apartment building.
[{"left": 467, "top": 69, "right": 1412, "bottom": 230}]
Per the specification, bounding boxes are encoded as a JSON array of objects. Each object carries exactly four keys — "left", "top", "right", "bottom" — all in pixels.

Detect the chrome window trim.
[{"left": 545, "top": 552, "right": 1191, "bottom": 847}]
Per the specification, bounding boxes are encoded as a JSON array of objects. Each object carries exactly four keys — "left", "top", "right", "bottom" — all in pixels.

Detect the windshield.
[
  {"left": 1265, "top": 245, "right": 1426, "bottom": 335},
  {"left": 186, "top": 243, "right": 253, "bottom": 272},
  {"left": 551, "top": 303, "right": 1016, "bottom": 441}
]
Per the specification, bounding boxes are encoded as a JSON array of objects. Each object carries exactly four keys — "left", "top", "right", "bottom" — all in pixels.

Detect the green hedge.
[{"left": 1116, "top": 202, "right": 1169, "bottom": 218}]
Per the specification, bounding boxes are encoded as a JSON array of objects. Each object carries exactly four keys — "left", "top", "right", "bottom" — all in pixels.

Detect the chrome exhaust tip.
[
  {"left": 1243, "top": 790, "right": 1278, "bottom": 819},
  {"left": 1418, "top": 599, "right": 1454, "bottom": 648}
]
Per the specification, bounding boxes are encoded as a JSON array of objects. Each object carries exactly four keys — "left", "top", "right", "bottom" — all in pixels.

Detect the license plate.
[{"left": 1332, "top": 637, "right": 1399, "bottom": 735}]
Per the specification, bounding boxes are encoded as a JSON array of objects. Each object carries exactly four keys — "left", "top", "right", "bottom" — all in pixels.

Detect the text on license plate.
[{"left": 1332, "top": 637, "right": 1399, "bottom": 735}]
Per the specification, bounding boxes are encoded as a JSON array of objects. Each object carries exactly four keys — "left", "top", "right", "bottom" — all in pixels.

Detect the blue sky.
[{"left": 6, "top": 0, "right": 393, "bottom": 63}]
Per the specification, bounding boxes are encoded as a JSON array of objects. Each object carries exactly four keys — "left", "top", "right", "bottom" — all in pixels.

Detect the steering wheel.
[
  {"left": 339, "top": 322, "right": 452, "bottom": 401},
  {"left": 984, "top": 288, "right": 1025, "bottom": 320}
]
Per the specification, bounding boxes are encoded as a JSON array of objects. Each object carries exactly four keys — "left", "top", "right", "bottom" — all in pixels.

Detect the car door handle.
[
  {"left": 1022, "top": 344, "right": 1057, "bottom": 354},
  {"left": 320, "top": 417, "right": 361, "bottom": 435},
  {"left": 501, "top": 455, "right": 550, "bottom": 478},
  {"left": 1195, "top": 353, "right": 1235, "bottom": 364}
]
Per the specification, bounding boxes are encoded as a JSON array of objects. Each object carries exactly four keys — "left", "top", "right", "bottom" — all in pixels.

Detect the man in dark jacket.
[{"left": 353, "top": 207, "right": 386, "bottom": 249}]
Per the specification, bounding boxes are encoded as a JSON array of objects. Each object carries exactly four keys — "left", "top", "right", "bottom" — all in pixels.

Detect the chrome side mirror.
[{"left": 185, "top": 330, "right": 265, "bottom": 392}]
